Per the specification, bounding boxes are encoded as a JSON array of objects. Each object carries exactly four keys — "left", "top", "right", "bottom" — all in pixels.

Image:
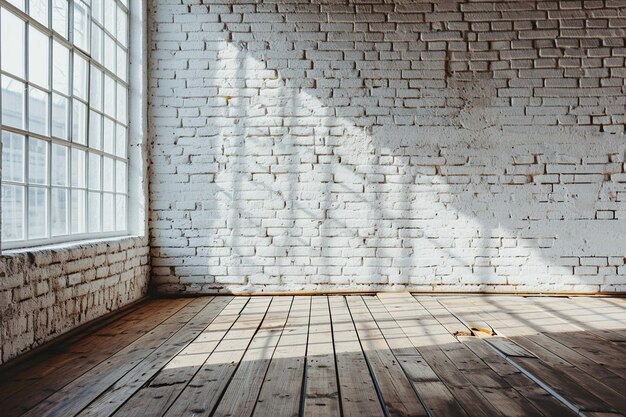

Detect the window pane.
[
  {"left": 28, "top": 138, "right": 48, "bottom": 185},
  {"left": 1, "top": 76, "right": 26, "bottom": 129},
  {"left": 116, "top": 45, "right": 126, "bottom": 81},
  {"left": 115, "top": 160, "right": 126, "bottom": 193},
  {"left": 104, "top": 74, "right": 115, "bottom": 117},
  {"left": 89, "top": 110, "right": 102, "bottom": 150},
  {"left": 71, "top": 148, "right": 85, "bottom": 187},
  {"left": 117, "top": 7, "right": 127, "bottom": 46},
  {"left": 2, "top": 185, "right": 24, "bottom": 241},
  {"left": 51, "top": 188, "right": 68, "bottom": 235},
  {"left": 1, "top": 9, "right": 25, "bottom": 78},
  {"left": 115, "top": 194, "right": 126, "bottom": 231},
  {"left": 7, "top": 0, "right": 25, "bottom": 12},
  {"left": 88, "top": 152, "right": 100, "bottom": 190},
  {"left": 2, "top": 131, "right": 25, "bottom": 182},
  {"left": 53, "top": 40, "right": 70, "bottom": 94},
  {"left": 116, "top": 83, "right": 127, "bottom": 124},
  {"left": 103, "top": 192, "right": 114, "bottom": 231},
  {"left": 28, "top": 86, "right": 49, "bottom": 135},
  {"left": 104, "top": 0, "right": 115, "bottom": 34},
  {"left": 115, "top": 124, "right": 126, "bottom": 158},
  {"left": 88, "top": 191, "right": 100, "bottom": 232},
  {"left": 92, "top": 0, "right": 102, "bottom": 24},
  {"left": 73, "top": 53, "right": 88, "bottom": 100},
  {"left": 51, "top": 93, "right": 69, "bottom": 139},
  {"left": 71, "top": 189, "right": 85, "bottom": 233},
  {"left": 29, "top": 0, "right": 49, "bottom": 26},
  {"left": 103, "top": 157, "right": 113, "bottom": 191},
  {"left": 28, "top": 187, "right": 47, "bottom": 239},
  {"left": 103, "top": 116, "right": 114, "bottom": 154},
  {"left": 29, "top": 27, "right": 50, "bottom": 89},
  {"left": 52, "top": 0, "right": 68, "bottom": 38},
  {"left": 104, "top": 33, "right": 115, "bottom": 73},
  {"left": 51, "top": 143, "right": 68, "bottom": 186},
  {"left": 91, "top": 23, "right": 102, "bottom": 64},
  {"left": 90, "top": 66, "right": 103, "bottom": 111},
  {"left": 72, "top": 99, "right": 87, "bottom": 144},
  {"left": 73, "top": 0, "right": 90, "bottom": 52}
]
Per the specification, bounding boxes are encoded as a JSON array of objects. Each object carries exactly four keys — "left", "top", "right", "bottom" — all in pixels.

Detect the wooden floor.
[{"left": 1, "top": 294, "right": 625, "bottom": 417}]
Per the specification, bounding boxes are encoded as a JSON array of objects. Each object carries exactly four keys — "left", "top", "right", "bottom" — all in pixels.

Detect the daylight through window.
[{"left": 0, "top": 0, "right": 129, "bottom": 248}]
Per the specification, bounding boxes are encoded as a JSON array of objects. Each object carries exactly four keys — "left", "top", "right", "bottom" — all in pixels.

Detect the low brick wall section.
[{"left": 0, "top": 236, "right": 150, "bottom": 365}]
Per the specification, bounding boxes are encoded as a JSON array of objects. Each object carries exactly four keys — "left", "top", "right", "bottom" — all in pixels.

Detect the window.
[{"left": 0, "top": 0, "right": 129, "bottom": 248}]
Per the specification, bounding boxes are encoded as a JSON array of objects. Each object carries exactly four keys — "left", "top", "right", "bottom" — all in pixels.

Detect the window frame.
[{"left": 0, "top": 0, "right": 130, "bottom": 251}]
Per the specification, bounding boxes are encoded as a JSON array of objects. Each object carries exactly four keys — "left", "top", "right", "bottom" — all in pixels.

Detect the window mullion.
[
  {"left": 24, "top": 1, "right": 31, "bottom": 241},
  {"left": 47, "top": 0, "right": 52, "bottom": 239}
]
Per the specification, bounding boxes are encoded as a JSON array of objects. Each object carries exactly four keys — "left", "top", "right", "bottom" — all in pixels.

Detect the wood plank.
[
  {"left": 77, "top": 296, "right": 234, "bottom": 417},
  {"left": 160, "top": 296, "right": 273, "bottom": 417},
  {"left": 459, "top": 337, "right": 578, "bottom": 417},
  {"left": 453, "top": 295, "right": 626, "bottom": 395},
  {"left": 533, "top": 296, "right": 626, "bottom": 343},
  {"left": 509, "top": 336, "right": 626, "bottom": 413},
  {"left": 252, "top": 296, "right": 311, "bottom": 417},
  {"left": 0, "top": 298, "right": 192, "bottom": 417},
  {"left": 20, "top": 297, "right": 214, "bottom": 417},
  {"left": 110, "top": 297, "right": 250, "bottom": 417},
  {"left": 428, "top": 343, "right": 545, "bottom": 417},
  {"left": 521, "top": 333, "right": 626, "bottom": 395},
  {"left": 211, "top": 296, "right": 293, "bottom": 417},
  {"left": 378, "top": 293, "right": 544, "bottom": 417},
  {"left": 443, "top": 295, "right": 626, "bottom": 413},
  {"left": 329, "top": 295, "right": 384, "bottom": 417},
  {"left": 302, "top": 296, "right": 341, "bottom": 417},
  {"left": 510, "top": 354, "right": 623, "bottom": 413},
  {"left": 346, "top": 295, "right": 428, "bottom": 417},
  {"left": 485, "top": 337, "right": 535, "bottom": 358},
  {"left": 363, "top": 296, "right": 472, "bottom": 417}
]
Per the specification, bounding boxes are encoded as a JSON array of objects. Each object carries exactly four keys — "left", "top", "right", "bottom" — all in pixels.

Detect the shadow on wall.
[{"left": 148, "top": 0, "right": 626, "bottom": 294}]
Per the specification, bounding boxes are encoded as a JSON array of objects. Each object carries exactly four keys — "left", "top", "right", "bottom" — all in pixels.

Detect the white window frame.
[{"left": 0, "top": 0, "right": 130, "bottom": 250}]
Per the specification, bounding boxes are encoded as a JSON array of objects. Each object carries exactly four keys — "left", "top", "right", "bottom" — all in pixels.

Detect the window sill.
[{"left": 2, "top": 234, "right": 147, "bottom": 256}]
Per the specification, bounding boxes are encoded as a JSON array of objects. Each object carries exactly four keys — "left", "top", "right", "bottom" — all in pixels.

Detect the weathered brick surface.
[
  {"left": 149, "top": 0, "right": 626, "bottom": 294},
  {"left": 0, "top": 237, "right": 150, "bottom": 365}
]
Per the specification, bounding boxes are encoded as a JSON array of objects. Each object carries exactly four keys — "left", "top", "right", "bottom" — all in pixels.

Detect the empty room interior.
[{"left": 1, "top": 0, "right": 626, "bottom": 416}]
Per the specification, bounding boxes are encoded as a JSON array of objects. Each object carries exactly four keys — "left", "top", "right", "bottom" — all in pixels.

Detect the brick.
[{"left": 142, "top": 0, "right": 626, "bottom": 300}]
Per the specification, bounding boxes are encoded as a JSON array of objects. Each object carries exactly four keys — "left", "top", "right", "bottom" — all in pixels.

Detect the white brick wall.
[
  {"left": 0, "top": 237, "right": 150, "bottom": 365},
  {"left": 149, "top": 0, "right": 626, "bottom": 294}
]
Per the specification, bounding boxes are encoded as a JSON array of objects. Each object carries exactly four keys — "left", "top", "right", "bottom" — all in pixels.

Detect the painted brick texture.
[
  {"left": 0, "top": 237, "right": 150, "bottom": 365},
  {"left": 149, "top": 0, "right": 626, "bottom": 294}
]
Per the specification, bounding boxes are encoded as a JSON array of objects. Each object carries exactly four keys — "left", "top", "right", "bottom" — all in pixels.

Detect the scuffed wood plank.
[
  {"left": 211, "top": 296, "right": 293, "bottom": 417},
  {"left": 0, "top": 298, "right": 192, "bottom": 417},
  {"left": 378, "top": 293, "right": 543, "bottom": 417},
  {"left": 253, "top": 296, "right": 311, "bottom": 417},
  {"left": 346, "top": 296, "right": 428, "bottom": 417},
  {"left": 20, "top": 297, "right": 214, "bottom": 417},
  {"left": 364, "top": 296, "right": 471, "bottom": 417},
  {"left": 77, "top": 296, "right": 234, "bottom": 417},
  {"left": 161, "top": 297, "right": 273, "bottom": 417},
  {"left": 443, "top": 295, "right": 626, "bottom": 414},
  {"left": 486, "top": 337, "right": 536, "bottom": 358},
  {"left": 329, "top": 296, "right": 384, "bottom": 417},
  {"left": 302, "top": 296, "right": 341, "bottom": 417},
  {"left": 459, "top": 337, "right": 578, "bottom": 417},
  {"left": 111, "top": 297, "right": 249, "bottom": 417}
]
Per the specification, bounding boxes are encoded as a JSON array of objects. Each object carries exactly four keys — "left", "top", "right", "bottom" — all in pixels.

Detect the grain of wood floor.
[{"left": 1, "top": 293, "right": 625, "bottom": 417}]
